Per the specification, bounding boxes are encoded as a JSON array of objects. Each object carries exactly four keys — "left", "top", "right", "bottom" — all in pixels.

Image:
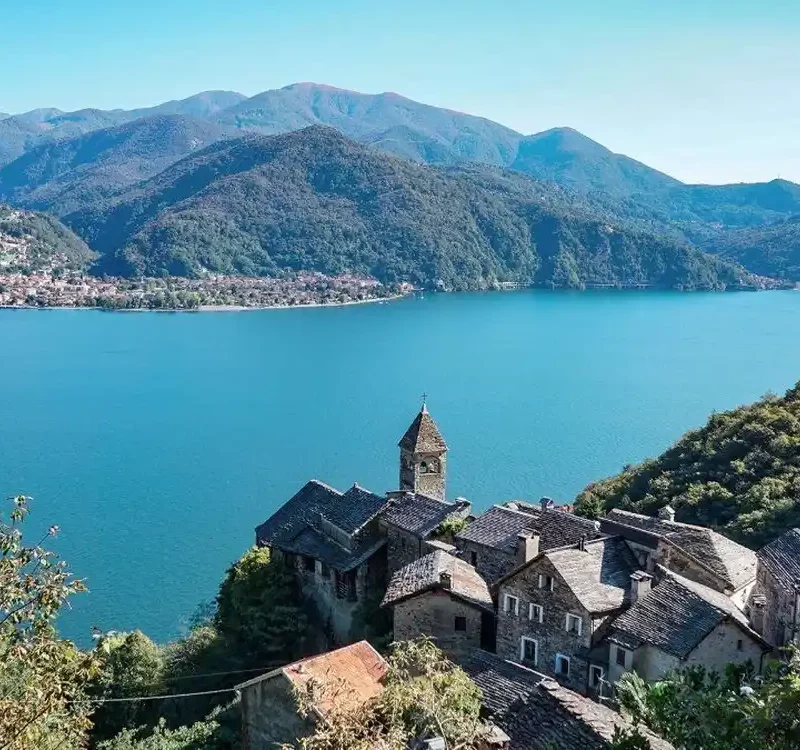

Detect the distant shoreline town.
[{"left": 0, "top": 270, "right": 411, "bottom": 311}]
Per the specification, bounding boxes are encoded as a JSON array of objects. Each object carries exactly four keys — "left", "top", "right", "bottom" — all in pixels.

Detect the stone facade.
[
  {"left": 239, "top": 672, "right": 313, "bottom": 749},
  {"left": 394, "top": 589, "right": 484, "bottom": 648},
  {"left": 496, "top": 557, "right": 596, "bottom": 694},
  {"left": 753, "top": 562, "right": 799, "bottom": 648},
  {"left": 400, "top": 448, "right": 447, "bottom": 501},
  {"left": 457, "top": 539, "right": 515, "bottom": 585}
]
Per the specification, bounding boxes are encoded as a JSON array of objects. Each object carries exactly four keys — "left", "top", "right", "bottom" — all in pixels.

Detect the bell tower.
[{"left": 398, "top": 398, "right": 447, "bottom": 501}]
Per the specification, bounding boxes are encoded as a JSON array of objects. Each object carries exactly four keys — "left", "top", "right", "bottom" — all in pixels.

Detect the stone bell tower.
[{"left": 398, "top": 400, "right": 447, "bottom": 501}]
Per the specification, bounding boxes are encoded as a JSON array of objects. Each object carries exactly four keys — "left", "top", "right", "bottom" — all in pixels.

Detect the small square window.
[
  {"left": 737, "top": 639, "right": 743, "bottom": 651},
  {"left": 555, "top": 654, "right": 570, "bottom": 676},
  {"left": 303, "top": 555, "right": 315, "bottom": 572},
  {"left": 566, "top": 613, "right": 582, "bottom": 636},
  {"left": 590, "top": 665, "right": 604, "bottom": 687},
  {"left": 454, "top": 616, "right": 467, "bottom": 632},
  {"left": 320, "top": 562, "right": 330, "bottom": 578},
  {"left": 529, "top": 603, "right": 543, "bottom": 623},
  {"left": 538, "top": 574, "right": 554, "bottom": 590},
  {"left": 470, "top": 551, "right": 478, "bottom": 567},
  {"left": 616, "top": 647, "right": 628, "bottom": 667},
  {"left": 504, "top": 594, "right": 520, "bottom": 615}
]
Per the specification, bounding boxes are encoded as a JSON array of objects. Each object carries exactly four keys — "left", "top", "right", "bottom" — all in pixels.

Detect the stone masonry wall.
[
  {"left": 495, "top": 557, "right": 594, "bottom": 694},
  {"left": 241, "top": 674, "right": 313, "bottom": 750},
  {"left": 757, "top": 564, "right": 796, "bottom": 647},
  {"left": 393, "top": 590, "right": 483, "bottom": 649},
  {"left": 656, "top": 541, "right": 728, "bottom": 592},
  {"left": 383, "top": 523, "right": 426, "bottom": 576},
  {"left": 456, "top": 540, "right": 514, "bottom": 585},
  {"left": 686, "top": 621, "right": 765, "bottom": 672}
]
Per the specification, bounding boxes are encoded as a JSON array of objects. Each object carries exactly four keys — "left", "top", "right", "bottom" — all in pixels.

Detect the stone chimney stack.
[
  {"left": 578, "top": 535, "right": 587, "bottom": 552},
  {"left": 630, "top": 571, "right": 653, "bottom": 604},
  {"left": 439, "top": 571, "right": 452, "bottom": 589},
  {"left": 540, "top": 496, "right": 554, "bottom": 511},
  {"left": 658, "top": 504, "right": 676, "bottom": 522},
  {"left": 516, "top": 530, "right": 540, "bottom": 567}
]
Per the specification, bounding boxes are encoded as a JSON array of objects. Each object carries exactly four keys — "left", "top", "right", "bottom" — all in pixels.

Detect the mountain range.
[{"left": 1, "top": 82, "right": 798, "bottom": 287}]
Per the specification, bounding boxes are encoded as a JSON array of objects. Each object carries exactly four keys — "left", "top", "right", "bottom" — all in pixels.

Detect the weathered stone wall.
[
  {"left": 455, "top": 540, "right": 514, "bottom": 584},
  {"left": 383, "top": 522, "right": 425, "bottom": 576},
  {"left": 634, "top": 645, "right": 681, "bottom": 683},
  {"left": 756, "top": 564, "right": 796, "bottom": 647},
  {"left": 495, "top": 557, "right": 592, "bottom": 694},
  {"left": 686, "top": 621, "right": 765, "bottom": 672},
  {"left": 400, "top": 448, "right": 446, "bottom": 501},
  {"left": 656, "top": 541, "right": 727, "bottom": 592},
  {"left": 240, "top": 674, "right": 313, "bottom": 750},
  {"left": 392, "top": 589, "right": 483, "bottom": 648}
]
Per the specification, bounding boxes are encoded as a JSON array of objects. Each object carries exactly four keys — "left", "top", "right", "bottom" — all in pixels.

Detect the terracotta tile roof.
[
  {"left": 602, "top": 509, "right": 756, "bottom": 591},
  {"left": 398, "top": 406, "right": 447, "bottom": 453},
  {"left": 453, "top": 650, "right": 673, "bottom": 750},
  {"left": 381, "top": 492, "right": 469, "bottom": 537},
  {"left": 382, "top": 550, "right": 493, "bottom": 610},
  {"left": 255, "top": 479, "right": 387, "bottom": 571},
  {"left": 236, "top": 641, "right": 387, "bottom": 718},
  {"left": 610, "top": 568, "right": 768, "bottom": 659},
  {"left": 457, "top": 504, "right": 603, "bottom": 556},
  {"left": 757, "top": 528, "right": 800, "bottom": 591}
]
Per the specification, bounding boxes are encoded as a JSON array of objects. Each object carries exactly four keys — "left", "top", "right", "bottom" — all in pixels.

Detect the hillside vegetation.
[
  {"left": 575, "top": 381, "right": 800, "bottom": 548},
  {"left": 64, "top": 127, "right": 761, "bottom": 290}
]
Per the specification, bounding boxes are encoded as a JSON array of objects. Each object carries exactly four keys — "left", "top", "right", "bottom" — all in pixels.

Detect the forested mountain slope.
[
  {"left": 64, "top": 126, "right": 762, "bottom": 290},
  {"left": 574, "top": 381, "right": 800, "bottom": 548}
]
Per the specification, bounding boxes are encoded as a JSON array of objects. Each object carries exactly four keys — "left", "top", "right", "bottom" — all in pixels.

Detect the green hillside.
[{"left": 575, "top": 381, "right": 800, "bottom": 548}]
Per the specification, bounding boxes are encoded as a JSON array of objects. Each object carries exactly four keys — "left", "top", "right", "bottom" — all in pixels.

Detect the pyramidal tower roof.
[{"left": 398, "top": 404, "right": 448, "bottom": 453}]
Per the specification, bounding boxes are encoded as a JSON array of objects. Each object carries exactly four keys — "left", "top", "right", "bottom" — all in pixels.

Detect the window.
[
  {"left": 303, "top": 555, "right": 315, "bottom": 572},
  {"left": 470, "top": 550, "right": 478, "bottom": 567},
  {"left": 320, "top": 562, "right": 330, "bottom": 578},
  {"left": 529, "top": 603, "right": 543, "bottom": 623},
  {"left": 400, "top": 537, "right": 406, "bottom": 551},
  {"left": 538, "top": 574, "right": 554, "bottom": 591},
  {"left": 503, "top": 594, "right": 520, "bottom": 615},
  {"left": 419, "top": 461, "right": 429, "bottom": 474},
  {"left": 616, "top": 646, "right": 628, "bottom": 667},
  {"left": 589, "top": 665, "right": 604, "bottom": 688},
  {"left": 454, "top": 616, "right": 467, "bottom": 632},
  {"left": 737, "top": 639, "right": 744, "bottom": 651},
  {"left": 555, "top": 654, "right": 570, "bottom": 677},
  {"left": 565, "top": 613, "right": 582, "bottom": 636},
  {"left": 520, "top": 636, "right": 538, "bottom": 665}
]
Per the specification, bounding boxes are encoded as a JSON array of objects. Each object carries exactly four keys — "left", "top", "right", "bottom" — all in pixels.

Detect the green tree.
[{"left": 0, "top": 495, "right": 97, "bottom": 749}]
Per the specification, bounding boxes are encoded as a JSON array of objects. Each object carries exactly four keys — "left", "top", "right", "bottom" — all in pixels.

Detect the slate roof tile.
[
  {"left": 610, "top": 568, "right": 767, "bottom": 659},
  {"left": 382, "top": 549, "right": 493, "bottom": 610},
  {"left": 757, "top": 528, "right": 800, "bottom": 591},
  {"left": 603, "top": 509, "right": 756, "bottom": 590},
  {"left": 398, "top": 406, "right": 447, "bottom": 453},
  {"left": 381, "top": 492, "right": 469, "bottom": 537}
]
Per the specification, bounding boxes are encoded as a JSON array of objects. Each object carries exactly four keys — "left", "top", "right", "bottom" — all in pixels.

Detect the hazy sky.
[{"left": 3, "top": 0, "right": 799, "bottom": 184}]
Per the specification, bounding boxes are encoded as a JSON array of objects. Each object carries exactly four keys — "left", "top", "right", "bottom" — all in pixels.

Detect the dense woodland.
[
  {"left": 0, "top": 84, "right": 799, "bottom": 289},
  {"left": 575, "top": 380, "right": 800, "bottom": 548}
]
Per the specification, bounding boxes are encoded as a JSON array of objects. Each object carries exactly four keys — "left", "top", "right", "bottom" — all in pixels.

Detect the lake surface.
[{"left": 2, "top": 290, "right": 800, "bottom": 644}]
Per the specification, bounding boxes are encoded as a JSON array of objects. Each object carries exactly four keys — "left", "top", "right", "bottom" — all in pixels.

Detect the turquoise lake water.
[{"left": 2, "top": 290, "right": 800, "bottom": 644}]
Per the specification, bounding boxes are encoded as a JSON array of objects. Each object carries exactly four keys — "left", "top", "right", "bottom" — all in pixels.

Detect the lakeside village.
[{"left": 233, "top": 404, "right": 800, "bottom": 749}]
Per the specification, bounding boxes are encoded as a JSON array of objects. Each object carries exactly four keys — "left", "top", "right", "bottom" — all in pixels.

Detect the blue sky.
[{"left": 2, "top": 0, "right": 798, "bottom": 184}]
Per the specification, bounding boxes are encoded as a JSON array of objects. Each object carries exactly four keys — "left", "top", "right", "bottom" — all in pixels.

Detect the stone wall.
[
  {"left": 756, "top": 564, "right": 797, "bottom": 647},
  {"left": 383, "top": 522, "right": 426, "bottom": 576},
  {"left": 656, "top": 540, "right": 728, "bottom": 592},
  {"left": 456, "top": 540, "right": 514, "bottom": 584},
  {"left": 686, "top": 621, "right": 765, "bottom": 672},
  {"left": 495, "top": 557, "right": 594, "bottom": 694},
  {"left": 392, "top": 589, "right": 484, "bottom": 648},
  {"left": 240, "top": 674, "right": 313, "bottom": 750}
]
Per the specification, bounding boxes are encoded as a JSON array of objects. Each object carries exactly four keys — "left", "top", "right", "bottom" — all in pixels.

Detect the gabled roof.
[
  {"left": 381, "top": 492, "right": 469, "bottom": 537},
  {"left": 456, "top": 504, "right": 603, "bottom": 556},
  {"left": 255, "top": 479, "right": 387, "bottom": 571},
  {"left": 382, "top": 549, "right": 493, "bottom": 610},
  {"left": 602, "top": 509, "right": 756, "bottom": 591},
  {"left": 453, "top": 650, "right": 673, "bottom": 750},
  {"left": 236, "top": 641, "right": 387, "bottom": 717},
  {"left": 610, "top": 569, "right": 769, "bottom": 660},
  {"left": 758, "top": 528, "right": 800, "bottom": 591},
  {"left": 398, "top": 405, "right": 447, "bottom": 453},
  {"left": 541, "top": 537, "right": 639, "bottom": 613}
]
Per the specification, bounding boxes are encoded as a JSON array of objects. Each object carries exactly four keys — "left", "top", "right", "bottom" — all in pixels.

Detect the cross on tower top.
[{"left": 421, "top": 392, "right": 428, "bottom": 412}]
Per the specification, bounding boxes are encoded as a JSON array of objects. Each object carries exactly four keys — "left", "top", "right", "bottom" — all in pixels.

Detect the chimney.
[
  {"left": 578, "top": 535, "right": 587, "bottom": 552},
  {"left": 540, "top": 496, "right": 554, "bottom": 511},
  {"left": 630, "top": 571, "right": 653, "bottom": 604},
  {"left": 439, "top": 571, "right": 452, "bottom": 589},
  {"left": 516, "top": 530, "right": 540, "bottom": 566},
  {"left": 657, "top": 504, "right": 676, "bottom": 522}
]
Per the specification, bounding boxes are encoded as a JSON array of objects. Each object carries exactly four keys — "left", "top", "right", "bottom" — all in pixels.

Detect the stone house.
[
  {"left": 752, "top": 527, "right": 800, "bottom": 648},
  {"left": 494, "top": 536, "right": 638, "bottom": 695},
  {"left": 382, "top": 549, "right": 494, "bottom": 649},
  {"left": 606, "top": 568, "right": 770, "bottom": 686},
  {"left": 381, "top": 491, "right": 471, "bottom": 575},
  {"left": 601, "top": 507, "right": 757, "bottom": 608},
  {"left": 455, "top": 501, "right": 604, "bottom": 584},
  {"left": 255, "top": 479, "right": 389, "bottom": 642},
  {"left": 236, "top": 640, "right": 387, "bottom": 750},
  {"left": 454, "top": 649, "right": 673, "bottom": 750}
]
